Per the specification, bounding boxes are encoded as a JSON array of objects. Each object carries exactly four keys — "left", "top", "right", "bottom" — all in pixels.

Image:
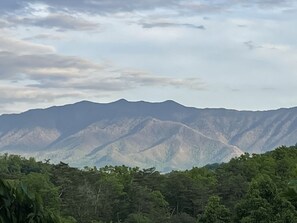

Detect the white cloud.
[{"left": 0, "top": 36, "right": 55, "bottom": 54}]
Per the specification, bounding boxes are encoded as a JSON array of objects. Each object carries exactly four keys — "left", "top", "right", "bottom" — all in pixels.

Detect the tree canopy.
[{"left": 1, "top": 145, "right": 297, "bottom": 222}]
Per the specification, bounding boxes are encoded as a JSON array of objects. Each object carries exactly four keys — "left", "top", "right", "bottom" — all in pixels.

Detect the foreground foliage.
[
  {"left": 1, "top": 145, "right": 297, "bottom": 222},
  {"left": 0, "top": 179, "right": 60, "bottom": 223}
]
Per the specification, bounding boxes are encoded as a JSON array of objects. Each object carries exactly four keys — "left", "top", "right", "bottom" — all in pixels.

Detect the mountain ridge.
[{"left": 0, "top": 99, "right": 296, "bottom": 171}]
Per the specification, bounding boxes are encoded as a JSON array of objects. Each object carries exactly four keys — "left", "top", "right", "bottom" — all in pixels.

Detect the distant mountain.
[{"left": 0, "top": 99, "right": 296, "bottom": 171}]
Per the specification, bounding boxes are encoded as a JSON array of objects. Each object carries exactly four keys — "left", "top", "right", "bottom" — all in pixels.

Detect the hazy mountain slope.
[
  {"left": 0, "top": 99, "right": 296, "bottom": 170},
  {"left": 185, "top": 108, "right": 297, "bottom": 153},
  {"left": 0, "top": 128, "right": 60, "bottom": 152},
  {"left": 85, "top": 118, "right": 243, "bottom": 170},
  {"left": 26, "top": 117, "right": 242, "bottom": 170}
]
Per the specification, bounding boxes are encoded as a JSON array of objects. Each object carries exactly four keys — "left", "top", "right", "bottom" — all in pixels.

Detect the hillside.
[{"left": 0, "top": 99, "right": 297, "bottom": 170}]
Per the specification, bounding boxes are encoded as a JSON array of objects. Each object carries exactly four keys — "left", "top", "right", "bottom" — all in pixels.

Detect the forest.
[{"left": 1, "top": 145, "right": 297, "bottom": 223}]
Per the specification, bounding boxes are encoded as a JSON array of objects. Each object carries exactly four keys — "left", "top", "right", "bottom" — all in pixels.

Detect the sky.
[{"left": 0, "top": 0, "right": 297, "bottom": 114}]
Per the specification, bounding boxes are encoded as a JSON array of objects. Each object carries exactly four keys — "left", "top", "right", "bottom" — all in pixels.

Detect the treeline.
[{"left": 1, "top": 145, "right": 297, "bottom": 222}]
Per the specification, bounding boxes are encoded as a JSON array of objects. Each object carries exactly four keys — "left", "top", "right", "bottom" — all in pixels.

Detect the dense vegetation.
[{"left": 1, "top": 145, "right": 297, "bottom": 222}]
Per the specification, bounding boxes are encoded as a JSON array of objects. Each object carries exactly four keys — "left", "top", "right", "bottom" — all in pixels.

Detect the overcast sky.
[{"left": 1, "top": 0, "right": 297, "bottom": 113}]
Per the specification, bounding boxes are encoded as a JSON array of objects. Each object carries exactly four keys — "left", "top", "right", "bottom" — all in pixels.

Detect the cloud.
[
  {"left": 237, "top": 24, "right": 248, "bottom": 28},
  {"left": 23, "top": 33, "right": 64, "bottom": 40},
  {"left": 0, "top": 18, "right": 11, "bottom": 28},
  {"left": 0, "top": 1, "right": 25, "bottom": 13},
  {"left": 117, "top": 71, "right": 205, "bottom": 90},
  {"left": 0, "top": 0, "right": 296, "bottom": 114},
  {"left": 0, "top": 0, "right": 294, "bottom": 35},
  {"left": 240, "top": 0, "right": 294, "bottom": 8},
  {"left": 26, "top": 14, "right": 99, "bottom": 31},
  {"left": 26, "top": 67, "right": 205, "bottom": 92},
  {"left": 0, "top": 86, "right": 82, "bottom": 104},
  {"left": 244, "top": 41, "right": 262, "bottom": 50},
  {"left": 0, "top": 0, "right": 180, "bottom": 14},
  {"left": 141, "top": 22, "right": 205, "bottom": 30},
  {"left": 0, "top": 51, "right": 101, "bottom": 80},
  {"left": 38, "top": 0, "right": 181, "bottom": 14},
  {"left": 10, "top": 14, "right": 99, "bottom": 31},
  {"left": 0, "top": 36, "right": 204, "bottom": 97},
  {"left": 0, "top": 0, "right": 294, "bottom": 15},
  {"left": 65, "top": 70, "right": 205, "bottom": 92},
  {"left": 243, "top": 41, "right": 290, "bottom": 51},
  {"left": 0, "top": 36, "right": 55, "bottom": 54},
  {"left": 0, "top": 36, "right": 101, "bottom": 81}
]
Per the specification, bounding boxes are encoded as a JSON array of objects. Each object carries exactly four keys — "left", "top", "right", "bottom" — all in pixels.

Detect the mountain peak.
[
  {"left": 113, "top": 99, "right": 129, "bottom": 104},
  {"left": 1, "top": 100, "right": 297, "bottom": 171}
]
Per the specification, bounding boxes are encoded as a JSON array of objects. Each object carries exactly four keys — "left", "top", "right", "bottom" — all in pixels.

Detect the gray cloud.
[
  {"left": 0, "top": 36, "right": 204, "bottom": 95},
  {"left": 11, "top": 14, "right": 99, "bottom": 31},
  {"left": 244, "top": 41, "right": 262, "bottom": 50},
  {"left": 0, "top": 51, "right": 101, "bottom": 81},
  {"left": 239, "top": 0, "right": 294, "bottom": 8},
  {"left": 0, "top": 36, "right": 101, "bottom": 81},
  {"left": 27, "top": 14, "right": 98, "bottom": 31},
  {"left": 65, "top": 71, "right": 205, "bottom": 92},
  {"left": 237, "top": 24, "right": 248, "bottom": 28},
  {"left": 0, "top": 0, "right": 294, "bottom": 35},
  {"left": 118, "top": 71, "right": 205, "bottom": 90},
  {"left": 27, "top": 68, "right": 205, "bottom": 92},
  {"left": 36, "top": 0, "right": 181, "bottom": 14},
  {"left": 243, "top": 41, "right": 288, "bottom": 51},
  {"left": 0, "top": 18, "right": 11, "bottom": 28},
  {"left": 141, "top": 22, "right": 205, "bottom": 30},
  {"left": 0, "top": 0, "right": 294, "bottom": 15},
  {"left": 0, "top": 0, "right": 179, "bottom": 14},
  {"left": 0, "top": 86, "right": 82, "bottom": 104},
  {"left": 23, "top": 33, "right": 64, "bottom": 40},
  {"left": 0, "top": 1, "right": 25, "bottom": 13}
]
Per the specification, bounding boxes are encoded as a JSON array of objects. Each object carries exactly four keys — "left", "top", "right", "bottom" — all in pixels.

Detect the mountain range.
[{"left": 0, "top": 99, "right": 297, "bottom": 171}]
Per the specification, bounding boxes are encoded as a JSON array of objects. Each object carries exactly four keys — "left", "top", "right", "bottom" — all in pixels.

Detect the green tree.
[
  {"left": 169, "top": 212, "right": 197, "bottom": 223},
  {"left": 199, "top": 196, "right": 231, "bottom": 223},
  {"left": 21, "top": 172, "right": 61, "bottom": 212},
  {"left": 0, "top": 179, "right": 60, "bottom": 223},
  {"left": 164, "top": 172, "right": 200, "bottom": 216},
  {"left": 235, "top": 175, "right": 297, "bottom": 222},
  {"left": 125, "top": 213, "right": 153, "bottom": 223},
  {"left": 123, "top": 183, "right": 169, "bottom": 222}
]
